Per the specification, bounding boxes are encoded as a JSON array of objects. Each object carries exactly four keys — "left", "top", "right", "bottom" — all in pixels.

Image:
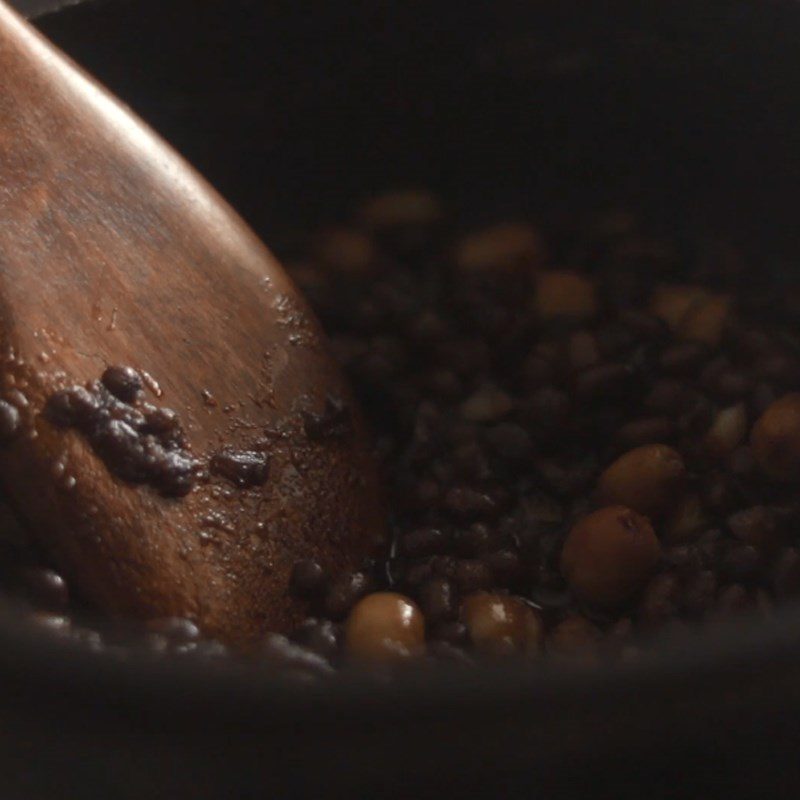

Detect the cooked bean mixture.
[
  {"left": 8, "top": 189, "right": 800, "bottom": 675},
  {"left": 45, "top": 367, "right": 200, "bottom": 497}
]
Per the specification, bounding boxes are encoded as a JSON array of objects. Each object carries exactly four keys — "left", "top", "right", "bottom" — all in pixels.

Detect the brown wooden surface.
[{"left": 0, "top": 0, "right": 385, "bottom": 645}]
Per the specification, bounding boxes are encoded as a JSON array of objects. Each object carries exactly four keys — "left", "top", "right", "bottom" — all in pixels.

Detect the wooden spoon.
[{"left": 0, "top": 1, "right": 386, "bottom": 645}]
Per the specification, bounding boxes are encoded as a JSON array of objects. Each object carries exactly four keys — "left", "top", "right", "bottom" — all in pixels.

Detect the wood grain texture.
[{"left": 0, "top": 0, "right": 386, "bottom": 645}]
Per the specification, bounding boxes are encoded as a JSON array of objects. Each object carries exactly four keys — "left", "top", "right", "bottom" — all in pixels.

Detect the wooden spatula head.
[{"left": 0, "top": 2, "right": 386, "bottom": 644}]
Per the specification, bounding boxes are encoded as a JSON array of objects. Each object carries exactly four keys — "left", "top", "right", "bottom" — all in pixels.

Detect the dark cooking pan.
[{"left": 3, "top": 0, "right": 800, "bottom": 797}]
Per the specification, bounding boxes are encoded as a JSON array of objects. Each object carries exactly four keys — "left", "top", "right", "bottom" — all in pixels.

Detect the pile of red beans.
[{"left": 279, "top": 190, "right": 800, "bottom": 670}]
